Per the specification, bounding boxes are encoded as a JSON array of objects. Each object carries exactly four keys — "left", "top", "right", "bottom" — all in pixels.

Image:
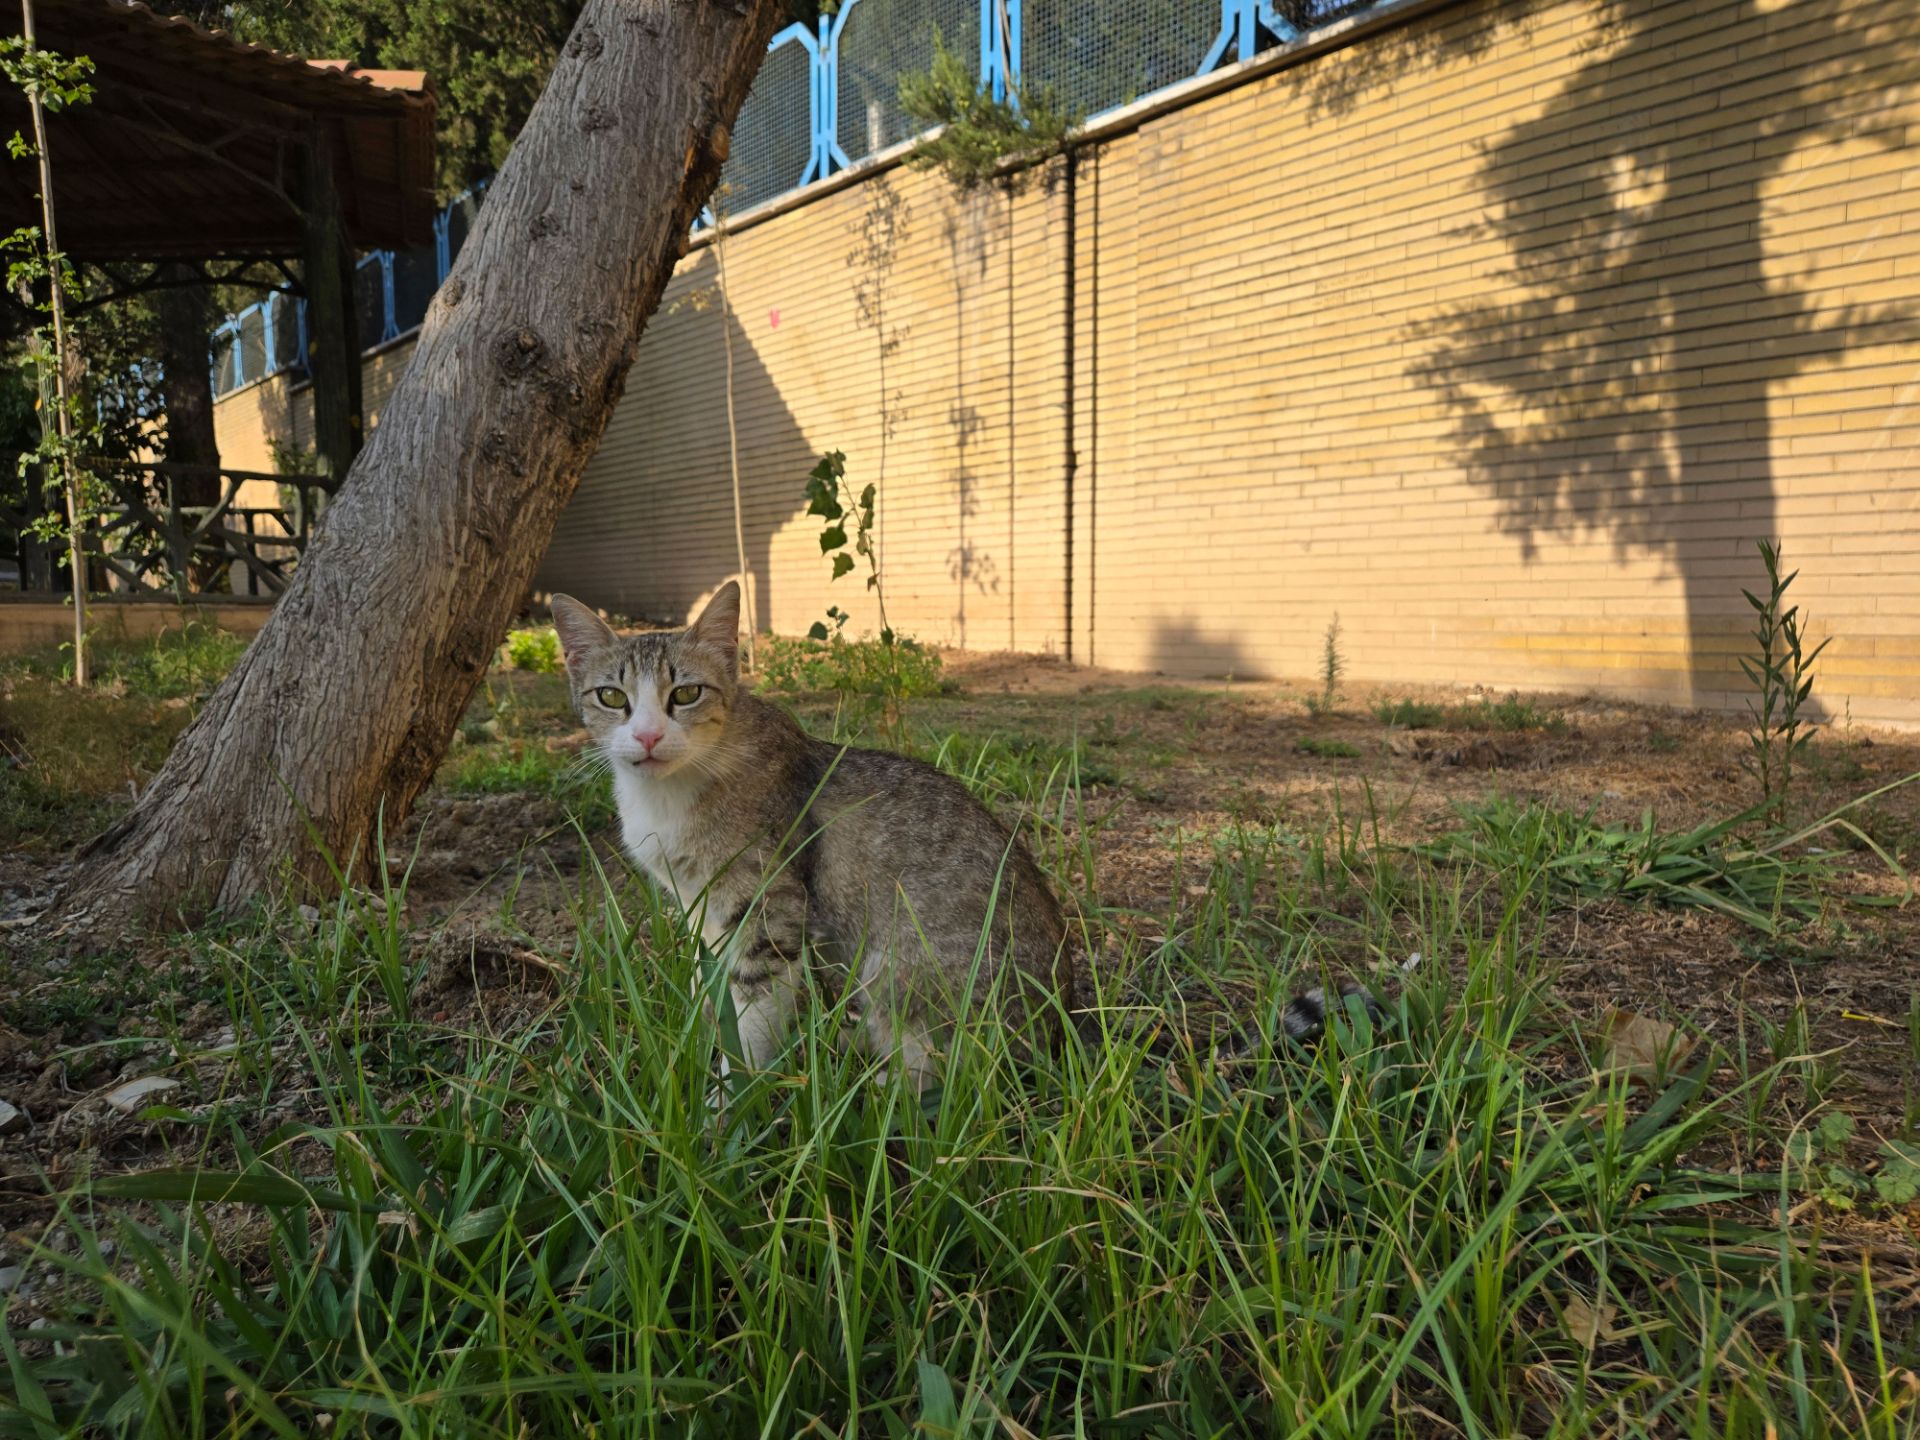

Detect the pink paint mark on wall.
[{"left": 768, "top": 308, "right": 781, "bottom": 330}]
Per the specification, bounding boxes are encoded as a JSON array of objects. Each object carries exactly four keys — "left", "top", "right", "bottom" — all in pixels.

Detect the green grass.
[
  {"left": 0, "top": 620, "right": 254, "bottom": 847},
  {"left": 2, "top": 616, "right": 248, "bottom": 699},
  {"left": 6, "top": 664, "right": 1917, "bottom": 1436},
  {"left": 1297, "top": 736, "right": 1362, "bottom": 759},
  {"left": 436, "top": 738, "right": 614, "bottom": 827},
  {"left": 1374, "top": 693, "right": 1564, "bottom": 732},
  {"left": 1417, "top": 780, "right": 1918, "bottom": 936},
  {"left": 6, "top": 748, "right": 1918, "bottom": 1438},
  {"left": 1374, "top": 698, "right": 1448, "bottom": 729}
]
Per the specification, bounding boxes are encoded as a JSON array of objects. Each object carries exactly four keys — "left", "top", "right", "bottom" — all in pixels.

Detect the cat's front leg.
[
  {"left": 727, "top": 936, "right": 805, "bottom": 1070},
  {"left": 731, "top": 972, "right": 803, "bottom": 1070}
]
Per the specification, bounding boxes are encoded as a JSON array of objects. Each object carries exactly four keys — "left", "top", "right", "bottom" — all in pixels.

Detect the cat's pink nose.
[{"left": 632, "top": 727, "right": 665, "bottom": 754}]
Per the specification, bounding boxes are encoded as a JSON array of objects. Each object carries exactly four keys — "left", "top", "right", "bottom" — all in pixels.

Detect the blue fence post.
[
  {"left": 296, "top": 298, "right": 309, "bottom": 372},
  {"left": 434, "top": 208, "right": 451, "bottom": 283},
  {"left": 1200, "top": 0, "right": 1260, "bottom": 73},
  {"left": 1007, "top": 0, "right": 1021, "bottom": 97},
  {"left": 981, "top": 0, "right": 1000, "bottom": 102},
  {"left": 261, "top": 296, "right": 276, "bottom": 372},
  {"left": 825, "top": 0, "right": 854, "bottom": 169}
]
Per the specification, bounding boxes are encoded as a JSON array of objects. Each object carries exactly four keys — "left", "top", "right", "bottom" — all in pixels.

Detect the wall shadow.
[
  {"left": 542, "top": 174, "right": 1014, "bottom": 651},
  {"left": 1407, "top": 0, "right": 1918, "bottom": 704},
  {"left": 941, "top": 185, "right": 1007, "bottom": 649},
  {"left": 536, "top": 244, "right": 814, "bottom": 632},
  {"left": 1138, "top": 615, "right": 1261, "bottom": 681}
]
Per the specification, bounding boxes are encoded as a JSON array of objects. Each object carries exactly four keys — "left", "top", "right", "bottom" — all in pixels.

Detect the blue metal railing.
[
  {"left": 211, "top": 179, "right": 490, "bottom": 396},
  {"left": 212, "top": 0, "right": 1370, "bottom": 396}
]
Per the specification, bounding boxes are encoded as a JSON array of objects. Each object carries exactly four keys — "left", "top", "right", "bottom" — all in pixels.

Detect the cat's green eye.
[
  {"left": 592, "top": 686, "right": 628, "bottom": 711},
  {"left": 668, "top": 684, "right": 703, "bottom": 708}
]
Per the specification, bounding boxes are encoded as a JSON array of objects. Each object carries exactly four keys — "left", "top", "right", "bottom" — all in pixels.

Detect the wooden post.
[{"left": 302, "top": 122, "right": 362, "bottom": 484}]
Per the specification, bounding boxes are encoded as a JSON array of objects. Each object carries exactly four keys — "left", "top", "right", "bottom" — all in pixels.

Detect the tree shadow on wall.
[
  {"left": 1139, "top": 615, "right": 1261, "bottom": 682},
  {"left": 939, "top": 184, "right": 1008, "bottom": 649},
  {"left": 537, "top": 245, "right": 815, "bottom": 632},
  {"left": 1401, "top": 0, "right": 1919, "bottom": 703},
  {"left": 544, "top": 175, "right": 1013, "bottom": 651}
]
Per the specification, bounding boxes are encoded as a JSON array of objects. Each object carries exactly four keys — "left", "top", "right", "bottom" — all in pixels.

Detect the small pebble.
[{"left": 0, "top": 1099, "right": 26, "bottom": 1136}]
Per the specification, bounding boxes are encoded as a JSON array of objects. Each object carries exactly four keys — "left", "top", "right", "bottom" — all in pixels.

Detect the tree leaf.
[
  {"left": 830, "top": 553, "right": 855, "bottom": 580},
  {"left": 1598, "top": 1009, "right": 1698, "bottom": 1087},
  {"left": 818, "top": 525, "right": 846, "bottom": 553},
  {"left": 806, "top": 622, "right": 830, "bottom": 641},
  {"left": 1562, "top": 1293, "right": 1619, "bottom": 1351}
]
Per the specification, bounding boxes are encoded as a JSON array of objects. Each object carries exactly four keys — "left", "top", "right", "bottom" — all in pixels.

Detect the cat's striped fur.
[{"left": 550, "top": 582, "right": 1378, "bottom": 1087}]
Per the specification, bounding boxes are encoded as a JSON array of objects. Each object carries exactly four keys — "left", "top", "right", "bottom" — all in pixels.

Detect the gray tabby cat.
[
  {"left": 549, "top": 581, "right": 1378, "bottom": 1087},
  {"left": 549, "top": 582, "right": 1071, "bottom": 1086}
]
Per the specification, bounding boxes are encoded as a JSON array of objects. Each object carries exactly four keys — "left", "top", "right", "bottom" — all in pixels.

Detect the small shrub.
[
  {"left": 1374, "top": 698, "right": 1444, "bottom": 729},
  {"left": 1373, "top": 693, "right": 1560, "bottom": 732},
  {"left": 1740, "top": 539, "right": 1828, "bottom": 827},
  {"left": 1304, "top": 615, "right": 1343, "bottom": 719},
  {"left": 3, "top": 618, "right": 247, "bottom": 698},
  {"left": 797, "top": 450, "right": 943, "bottom": 739},
  {"left": 898, "top": 29, "right": 1076, "bottom": 193},
  {"left": 501, "top": 626, "right": 562, "bottom": 674},
  {"left": 1450, "top": 693, "right": 1563, "bottom": 733},
  {"left": 759, "top": 633, "right": 946, "bottom": 700},
  {"left": 1296, "top": 737, "right": 1360, "bottom": 759}
]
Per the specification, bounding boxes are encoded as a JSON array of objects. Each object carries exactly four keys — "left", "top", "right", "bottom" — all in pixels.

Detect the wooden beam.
[{"left": 301, "top": 120, "right": 361, "bottom": 481}]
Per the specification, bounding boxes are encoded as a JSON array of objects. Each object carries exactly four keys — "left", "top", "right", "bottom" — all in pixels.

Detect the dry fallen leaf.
[
  {"left": 1599, "top": 1009, "right": 1698, "bottom": 1085},
  {"left": 1562, "top": 1293, "right": 1618, "bottom": 1351}
]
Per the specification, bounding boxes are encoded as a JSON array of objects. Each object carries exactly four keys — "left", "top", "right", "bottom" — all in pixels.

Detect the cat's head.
[{"left": 549, "top": 583, "right": 741, "bottom": 783}]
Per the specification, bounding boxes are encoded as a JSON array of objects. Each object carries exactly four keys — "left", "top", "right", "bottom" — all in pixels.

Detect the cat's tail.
[{"left": 1276, "top": 979, "right": 1387, "bottom": 1044}]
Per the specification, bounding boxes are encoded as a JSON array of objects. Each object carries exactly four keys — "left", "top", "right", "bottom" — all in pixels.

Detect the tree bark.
[{"left": 59, "top": 0, "right": 784, "bottom": 932}]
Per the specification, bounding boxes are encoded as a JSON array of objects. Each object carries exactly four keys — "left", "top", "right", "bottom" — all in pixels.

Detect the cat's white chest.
[{"left": 612, "top": 766, "right": 706, "bottom": 897}]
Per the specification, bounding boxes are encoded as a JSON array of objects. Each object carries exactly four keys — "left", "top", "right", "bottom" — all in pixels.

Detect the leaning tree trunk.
[{"left": 59, "top": 0, "right": 785, "bottom": 932}]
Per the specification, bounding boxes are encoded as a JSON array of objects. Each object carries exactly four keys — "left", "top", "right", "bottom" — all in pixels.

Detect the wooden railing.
[{"left": 1, "top": 458, "right": 339, "bottom": 599}]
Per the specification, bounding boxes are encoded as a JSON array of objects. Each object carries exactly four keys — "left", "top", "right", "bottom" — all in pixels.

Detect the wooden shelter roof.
[{"left": 0, "top": 0, "right": 436, "bottom": 260}]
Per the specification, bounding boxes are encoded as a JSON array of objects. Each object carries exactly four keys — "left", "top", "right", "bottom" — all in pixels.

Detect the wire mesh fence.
[
  {"left": 211, "top": 0, "right": 1381, "bottom": 397},
  {"left": 267, "top": 293, "right": 301, "bottom": 372},
  {"left": 236, "top": 306, "right": 270, "bottom": 384},
  {"left": 719, "top": 32, "right": 816, "bottom": 215},
  {"left": 836, "top": 0, "right": 980, "bottom": 165},
  {"left": 1022, "top": 0, "right": 1220, "bottom": 120}
]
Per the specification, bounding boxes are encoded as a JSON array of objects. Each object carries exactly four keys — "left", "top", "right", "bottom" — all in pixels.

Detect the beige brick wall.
[{"left": 220, "top": 0, "right": 1920, "bottom": 725}]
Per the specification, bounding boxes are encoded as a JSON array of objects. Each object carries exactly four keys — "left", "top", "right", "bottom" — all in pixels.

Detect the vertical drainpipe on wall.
[{"left": 1062, "top": 145, "right": 1078, "bottom": 666}]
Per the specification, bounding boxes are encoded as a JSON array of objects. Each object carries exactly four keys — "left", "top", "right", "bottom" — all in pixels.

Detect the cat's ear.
[
  {"left": 549, "top": 594, "right": 617, "bottom": 681},
  {"left": 688, "top": 580, "right": 741, "bottom": 679}
]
